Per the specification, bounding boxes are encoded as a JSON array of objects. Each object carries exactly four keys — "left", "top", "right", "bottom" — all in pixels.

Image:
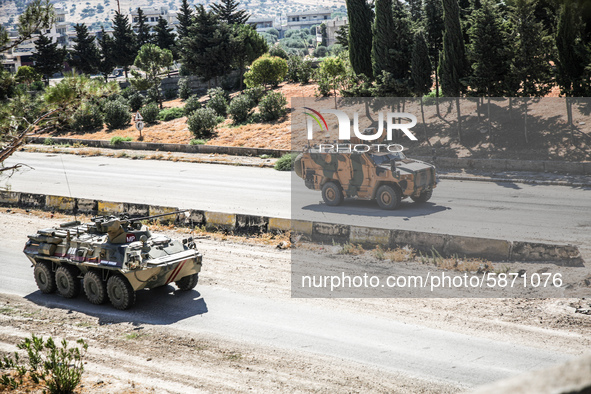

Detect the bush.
[
  {"left": 141, "top": 102, "right": 160, "bottom": 124},
  {"left": 313, "top": 45, "right": 328, "bottom": 58},
  {"left": 147, "top": 85, "right": 160, "bottom": 104},
  {"left": 72, "top": 104, "right": 103, "bottom": 131},
  {"left": 128, "top": 91, "right": 144, "bottom": 112},
  {"left": 120, "top": 86, "right": 136, "bottom": 99},
  {"left": 206, "top": 93, "right": 228, "bottom": 117},
  {"left": 178, "top": 77, "right": 192, "bottom": 100},
  {"left": 184, "top": 94, "right": 202, "bottom": 115},
  {"left": 187, "top": 108, "right": 220, "bottom": 138},
  {"left": 269, "top": 45, "right": 289, "bottom": 59},
  {"left": 208, "top": 86, "right": 229, "bottom": 101},
  {"left": 287, "top": 56, "right": 313, "bottom": 83},
  {"left": 104, "top": 100, "right": 131, "bottom": 129},
  {"left": 110, "top": 136, "right": 132, "bottom": 144},
  {"left": 164, "top": 87, "right": 177, "bottom": 100},
  {"left": 244, "top": 55, "right": 288, "bottom": 89},
  {"left": 43, "top": 137, "right": 54, "bottom": 145},
  {"left": 30, "top": 80, "right": 45, "bottom": 91},
  {"left": 158, "top": 107, "right": 185, "bottom": 121},
  {"left": 242, "top": 85, "right": 265, "bottom": 106},
  {"left": 259, "top": 91, "right": 287, "bottom": 121},
  {"left": 190, "top": 139, "right": 207, "bottom": 145},
  {"left": 228, "top": 94, "right": 254, "bottom": 124},
  {"left": 274, "top": 153, "right": 296, "bottom": 171}
]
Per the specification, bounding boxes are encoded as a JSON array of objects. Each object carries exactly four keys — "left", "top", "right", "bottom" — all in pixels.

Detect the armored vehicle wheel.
[
  {"left": 411, "top": 190, "right": 433, "bottom": 203},
  {"left": 376, "top": 185, "right": 401, "bottom": 210},
  {"left": 107, "top": 276, "right": 135, "bottom": 310},
  {"left": 175, "top": 274, "right": 199, "bottom": 291},
  {"left": 34, "top": 262, "right": 56, "bottom": 294},
  {"left": 55, "top": 265, "right": 81, "bottom": 298},
  {"left": 322, "top": 182, "right": 343, "bottom": 206},
  {"left": 83, "top": 272, "right": 107, "bottom": 304}
]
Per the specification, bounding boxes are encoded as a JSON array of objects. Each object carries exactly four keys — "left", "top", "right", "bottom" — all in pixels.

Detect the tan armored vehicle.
[
  {"left": 23, "top": 212, "right": 202, "bottom": 310},
  {"left": 294, "top": 147, "right": 437, "bottom": 210}
]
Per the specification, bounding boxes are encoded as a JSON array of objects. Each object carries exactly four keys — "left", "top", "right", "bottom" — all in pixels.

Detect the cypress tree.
[
  {"left": 408, "top": 0, "right": 424, "bottom": 23},
  {"left": 211, "top": 0, "right": 250, "bottom": 24},
  {"left": 32, "top": 33, "right": 66, "bottom": 82},
  {"left": 346, "top": 0, "right": 373, "bottom": 78},
  {"left": 439, "top": 0, "right": 468, "bottom": 96},
  {"left": 467, "top": 0, "right": 511, "bottom": 96},
  {"left": 153, "top": 16, "right": 177, "bottom": 55},
  {"left": 97, "top": 27, "right": 116, "bottom": 82},
  {"left": 69, "top": 23, "right": 100, "bottom": 75},
  {"left": 556, "top": 0, "right": 588, "bottom": 97},
  {"left": 112, "top": 11, "right": 137, "bottom": 79},
  {"left": 176, "top": 0, "right": 194, "bottom": 41},
  {"left": 371, "top": 0, "right": 396, "bottom": 78},
  {"left": 425, "top": 0, "right": 444, "bottom": 113},
  {"left": 135, "top": 8, "right": 152, "bottom": 48},
  {"left": 411, "top": 30, "right": 432, "bottom": 96}
]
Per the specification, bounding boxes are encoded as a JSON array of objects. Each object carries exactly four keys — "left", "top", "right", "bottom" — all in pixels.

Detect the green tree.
[
  {"left": 318, "top": 56, "right": 346, "bottom": 107},
  {"left": 335, "top": 25, "right": 349, "bottom": 49},
  {"left": 135, "top": 8, "right": 152, "bottom": 47},
  {"left": 153, "top": 16, "right": 177, "bottom": 56},
  {"left": 97, "top": 28, "right": 116, "bottom": 82},
  {"left": 112, "top": 11, "right": 137, "bottom": 79},
  {"left": 408, "top": 0, "right": 423, "bottom": 23},
  {"left": 555, "top": 0, "right": 588, "bottom": 97},
  {"left": 131, "top": 44, "right": 173, "bottom": 108},
  {"left": 371, "top": 0, "right": 396, "bottom": 78},
  {"left": 244, "top": 55, "right": 288, "bottom": 89},
  {"left": 0, "top": 0, "right": 55, "bottom": 53},
  {"left": 176, "top": 0, "right": 194, "bottom": 41},
  {"left": 69, "top": 23, "right": 100, "bottom": 75},
  {"left": 15, "top": 65, "right": 40, "bottom": 86},
  {"left": 211, "top": 0, "right": 250, "bottom": 24},
  {"left": 33, "top": 34, "right": 67, "bottom": 82},
  {"left": 467, "top": 0, "right": 511, "bottom": 96},
  {"left": 232, "top": 24, "right": 268, "bottom": 90},
  {"left": 425, "top": 0, "right": 444, "bottom": 107},
  {"left": 181, "top": 5, "right": 233, "bottom": 84},
  {"left": 346, "top": 0, "right": 373, "bottom": 78},
  {"left": 411, "top": 31, "right": 432, "bottom": 96},
  {"left": 440, "top": 0, "right": 468, "bottom": 96}
]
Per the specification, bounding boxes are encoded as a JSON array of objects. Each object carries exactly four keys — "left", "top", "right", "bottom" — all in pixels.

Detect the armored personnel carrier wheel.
[
  {"left": 175, "top": 274, "right": 199, "bottom": 291},
  {"left": 411, "top": 190, "right": 432, "bottom": 203},
  {"left": 55, "top": 265, "right": 81, "bottom": 298},
  {"left": 83, "top": 271, "right": 107, "bottom": 304},
  {"left": 322, "top": 182, "right": 343, "bottom": 206},
  {"left": 376, "top": 185, "right": 401, "bottom": 210},
  {"left": 34, "top": 262, "right": 56, "bottom": 294},
  {"left": 107, "top": 276, "right": 136, "bottom": 310}
]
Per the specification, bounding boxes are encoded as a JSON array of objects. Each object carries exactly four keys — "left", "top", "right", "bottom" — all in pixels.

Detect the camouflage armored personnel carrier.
[
  {"left": 294, "top": 147, "right": 437, "bottom": 210},
  {"left": 23, "top": 212, "right": 202, "bottom": 310}
]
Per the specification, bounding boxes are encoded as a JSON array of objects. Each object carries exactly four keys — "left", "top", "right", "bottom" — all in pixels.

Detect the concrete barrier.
[{"left": 0, "top": 191, "right": 583, "bottom": 265}]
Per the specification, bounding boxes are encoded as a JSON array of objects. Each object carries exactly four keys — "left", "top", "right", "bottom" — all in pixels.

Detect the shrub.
[
  {"left": 208, "top": 86, "right": 229, "bottom": 101},
  {"left": 242, "top": 86, "right": 264, "bottom": 107},
  {"left": 158, "top": 107, "right": 184, "bottom": 121},
  {"left": 120, "top": 86, "right": 136, "bottom": 99},
  {"left": 189, "top": 139, "right": 207, "bottom": 145},
  {"left": 164, "top": 87, "right": 177, "bottom": 100},
  {"left": 206, "top": 93, "right": 228, "bottom": 117},
  {"left": 259, "top": 91, "right": 287, "bottom": 121},
  {"left": 128, "top": 91, "right": 144, "bottom": 112},
  {"left": 187, "top": 108, "right": 219, "bottom": 138},
  {"left": 287, "top": 56, "right": 313, "bottom": 83},
  {"left": 72, "top": 104, "right": 103, "bottom": 131},
  {"left": 184, "top": 94, "right": 202, "bottom": 115},
  {"left": 146, "top": 85, "right": 160, "bottom": 104},
  {"left": 141, "top": 102, "right": 160, "bottom": 124},
  {"left": 274, "top": 153, "right": 296, "bottom": 171},
  {"left": 313, "top": 45, "right": 328, "bottom": 58},
  {"left": 104, "top": 100, "right": 131, "bottom": 129},
  {"left": 269, "top": 45, "right": 289, "bottom": 59},
  {"left": 178, "top": 77, "right": 192, "bottom": 100},
  {"left": 30, "top": 80, "right": 45, "bottom": 91},
  {"left": 43, "top": 137, "right": 54, "bottom": 145},
  {"left": 110, "top": 136, "right": 132, "bottom": 144},
  {"left": 228, "top": 94, "right": 254, "bottom": 124},
  {"left": 244, "top": 55, "right": 288, "bottom": 89}
]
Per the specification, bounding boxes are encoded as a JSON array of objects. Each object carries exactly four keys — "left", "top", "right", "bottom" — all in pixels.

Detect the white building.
[
  {"left": 130, "top": 6, "right": 175, "bottom": 28},
  {"left": 247, "top": 17, "right": 275, "bottom": 33},
  {"left": 286, "top": 9, "right": 332, "bottom": 30}
]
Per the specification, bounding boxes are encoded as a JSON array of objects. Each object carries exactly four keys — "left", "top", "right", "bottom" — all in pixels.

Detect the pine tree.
[
  {"left": 346, "top": 0, "right": 373, "bottom": 78},
  {"left": 211, "top": 0, "right": 250, "bottom": 24},
  {"left": 335, "top": 25, "right": 349, "bottom": 49},
  {"left": 439, "top": 0, "right": 468, "bottom": 96},
  {"left": 97, "top": 28, "right": 116, "bottom": 82},
  {"left": 181, "top": 5, "right": 233, "bottom": 83},
  {"left": 556, "top": 0, "right": 588, "bottom": 97},
  {"left": 32, "top": 33, "right": 67, "bottom": 82},
  {"left": 467, "top": 0, "right": 511, "bottom": 96},
  {"left": 153, "top": 16, "right": 177, "bottom": 55},
  {"left": 112, "top": 11, "right": 137, "bottom": 79},
  {"left": 176, "top": 0, "right": 194, "bottom": 41},
  {"left": 231, "top": 24, "right": 268, "bottom": 90},
  {"left": 69, "top": 23, "right": 100, "bottom": 75},
  {"left": 135, "top": 8, "right": 152, "bottom": 48},
  {"left": 408, "top": 0, "right": 424, "bottom": 23},
  {"left": 511, "top": 0, "right": 553, "bottom": 97},
  {"left": 411, "top": 30, "right": 432, "bottom": 96},
  {"left": 371, "top": 0, "right": 396, "bottom": 78}
]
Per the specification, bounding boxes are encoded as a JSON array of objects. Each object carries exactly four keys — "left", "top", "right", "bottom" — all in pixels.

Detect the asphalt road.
[
  {"left": 0, "top": 220, "right": 572, "bottom": 388},
  {"left": 4, "top": 152, "right": 590, "bottom": 250}
]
